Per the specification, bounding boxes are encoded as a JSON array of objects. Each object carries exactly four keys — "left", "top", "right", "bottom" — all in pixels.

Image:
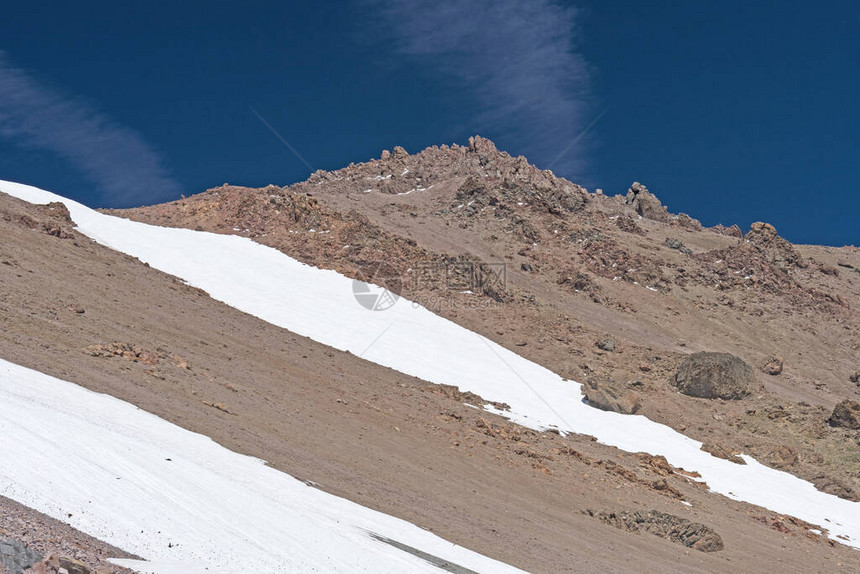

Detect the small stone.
[
  {"left": 59, "top": 556, "right": 91, "bottom": 574},
  {"left": 596, "top": 337, "right": 616, "bottom": 352},
  {"left": 762, "top": 355, "right": 784, "bottom": 376},
  {"left": 665, "top": 238, "right": 692, "bottom": 255}
]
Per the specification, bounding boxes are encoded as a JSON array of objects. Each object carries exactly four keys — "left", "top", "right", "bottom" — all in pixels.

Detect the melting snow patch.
[{"left": 0, "top": 359, "right": 524, "bottom": 574}]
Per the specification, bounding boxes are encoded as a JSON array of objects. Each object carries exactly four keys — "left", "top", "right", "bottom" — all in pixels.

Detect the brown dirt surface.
[{"left": 0, "top": 191, "right": 856, "bottom": 572}]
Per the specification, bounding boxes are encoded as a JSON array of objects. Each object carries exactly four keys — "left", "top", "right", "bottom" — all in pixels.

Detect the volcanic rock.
[
  {"left": 583, "top": 377, "right": 642, "bottom": 415},
  {"left": 711, "top": 223, "right": 743, "bottom": 238},
  {"left": 624, "top": 182, "right": 669, "bottom": 222},
  {"left": 762, "top": 354, "right": 784, "bottom": 376},
  {"left": 828, "top": 400, "right": 860, "bottom": 430},
  {"left": 1, "top": 539, "right": 41, "bottom": 573},
  {"left": 744, "top": 222, "right": 804, "bottom": 270},
  {"left": 585, "top": 509, "right": 724, "bottom": 552},
  {"left": 671, "top": 352, "right": 757, "bottom": 400},
  {"left": 596, "top": 336, "right": 616, "bottom": 352},
  {"left": 700, "top": 442, "right": 746, "bottom": 465}
]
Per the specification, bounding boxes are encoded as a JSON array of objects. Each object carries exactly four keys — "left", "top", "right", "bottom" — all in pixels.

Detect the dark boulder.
[
  {"left": 828, "top": 400, "right": 860, "bottom": 430},
  {"left": 671, "top": 352, "right": 757, "bottom": 400}
]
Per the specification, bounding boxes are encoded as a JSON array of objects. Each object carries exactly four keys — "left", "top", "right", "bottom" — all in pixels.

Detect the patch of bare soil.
[{"left": 4, "top": 192, "right": 860, "bottom": 572}]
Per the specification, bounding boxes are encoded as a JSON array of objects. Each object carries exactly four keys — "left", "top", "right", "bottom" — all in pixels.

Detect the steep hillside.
[
  {"left": 1, "top": 179, "right": 858, "bottom": 571},
  {"left": 112, "top": 136, "right": 860, "bottom": 505}
]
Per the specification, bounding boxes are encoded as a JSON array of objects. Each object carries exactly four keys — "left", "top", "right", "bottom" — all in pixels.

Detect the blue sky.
[{"left": 0, "top": 1, "right": 857, "bottom": 245}]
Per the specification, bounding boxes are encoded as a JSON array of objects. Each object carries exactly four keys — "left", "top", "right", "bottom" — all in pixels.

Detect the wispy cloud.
[
  {"left": 0, "top": 52, "right": 182, "bottom": 206},
  {"left": 365, "top": 0, "right": 594, "bottom": 178}
]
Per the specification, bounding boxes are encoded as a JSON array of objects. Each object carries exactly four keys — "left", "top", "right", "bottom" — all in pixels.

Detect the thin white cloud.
[
  {"left": 366, "top": 0, "right": 593, "bottom": 178},
  {"left": 0, "top": 52, "right": 182, "bottom": 206}
]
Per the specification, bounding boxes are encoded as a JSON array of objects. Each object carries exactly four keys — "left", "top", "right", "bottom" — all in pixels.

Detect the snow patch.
[{"left": 0, "top": 359, "right": 523, "bottom": 574}]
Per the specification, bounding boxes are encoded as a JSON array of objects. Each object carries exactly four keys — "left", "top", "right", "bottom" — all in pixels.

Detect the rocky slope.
[
  {"left": 8, "top": 184, "right": 860, "bottom": 572},
  {"left": 111, "top": 136, "right": 860, "bottom": 507}
]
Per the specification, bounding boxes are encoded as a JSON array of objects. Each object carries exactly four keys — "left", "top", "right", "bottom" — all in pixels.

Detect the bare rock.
[
  {"left": 1, "top": 539, "right": 41, "bottom": 573},
  {"left": 672, "top": 213, "right": 702, "bottom": 230},
  {"left": 615, "top": 214, "right": 644, "bottom": 234},
  {"left": 700, "top": 442, "right": 746, "bottom": 465},
  {"left": 762, "top": 354, "right": 784, "bottom": 376},
  {"left": 42, "top": 202, "right": 72, "bottom": 222},
  {"left": 585, "top": 509, "right": 724, "bottom": 552},
  {"left": 583, "top": 377, "right": 641, "bottom": 414},
  {"left": 819, "top": 264, "right": 840, "bottom": 276},
  {"left": 850, "top": 371, "right": 860, "bottom": 385},
  {"left": 665, "top": 237, "right": 692, "bottom": 255},
  {"left": 812, "top": 474, "right": 859, "bottom": 501},
  {"left": 828, "top": 400, "right": 860, "bottom": 430},
  {"left": 745, "top": 222, "right": 804, "bottom": 270},
  {"left": 58, "top": 556, "right": 90, "bottom": 574},
  {"left": 711, "top": 223, "right": 743, "bottom": 238},
  {"left": 671, "top": 352, "right": 757, "bottom": 400},
  {"left": 637, "top": 453, "right": 674, "bottom": 476},
  {"left": 624, "top": 182, "right": 669, "bottom": 222},
  {"left": 596, "top": 336, "right": 616, "bottom": 352}
]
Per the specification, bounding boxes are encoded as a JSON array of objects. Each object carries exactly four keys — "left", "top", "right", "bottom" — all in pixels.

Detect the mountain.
[
  {"left": 115, "top": 136, "right": 860, "bottom": 502},
  {"left": 0, "top": 136, "right": 858, "bottom": 573}
]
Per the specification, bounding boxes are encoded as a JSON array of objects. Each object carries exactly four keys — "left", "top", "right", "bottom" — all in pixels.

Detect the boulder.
[
  {"left": 583, "top": 377, "right": 641, "bottom": 415},
  {"left": 700, "top": 442, "right": 746, "bottom": 465},
  {"left": 596, "top": 336, "right": 616, "bottom": 352},
  {"left": 828, "top": 400, "right": 860, "bottom": 430},
  {"left": 671, "top": 352, "right": 756, "bottom": 400},
  {"left": 665, "top": 237, "right": 692, "bottom": 255},
  {"left": 1, "top": 539, "right": 41, "bottom": 573}
]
